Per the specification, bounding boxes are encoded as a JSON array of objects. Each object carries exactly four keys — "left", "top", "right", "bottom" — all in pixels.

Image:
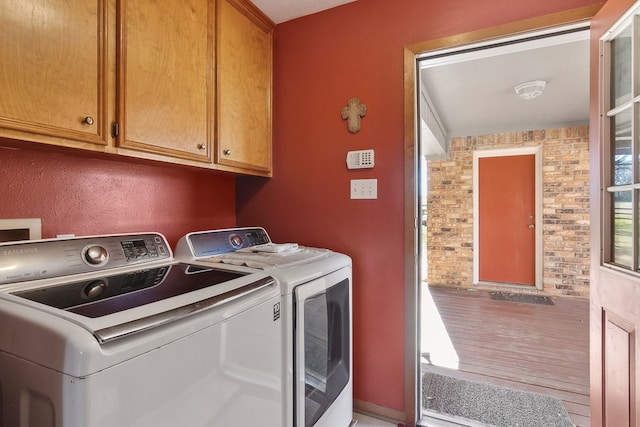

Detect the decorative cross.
[{"left": 341, "top": 97, "right": 367, "bottom": 133}]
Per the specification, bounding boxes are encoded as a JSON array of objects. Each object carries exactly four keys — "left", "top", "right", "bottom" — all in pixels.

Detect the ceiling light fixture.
[{"left": 514, "top": 80, "right": 547, "bottom": 100}]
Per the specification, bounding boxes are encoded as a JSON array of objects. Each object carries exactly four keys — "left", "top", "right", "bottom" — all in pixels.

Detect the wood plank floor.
[{"left": 420, "top": 285, "right": 590, "bottom": 427}]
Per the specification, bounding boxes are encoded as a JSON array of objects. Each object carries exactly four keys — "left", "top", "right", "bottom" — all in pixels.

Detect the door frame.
[
  {"left": 402, "top": 5, "right": 602, "bottom": 426},
  {"left": 473, "top": 147, "right": 543, "bottom": 290}
]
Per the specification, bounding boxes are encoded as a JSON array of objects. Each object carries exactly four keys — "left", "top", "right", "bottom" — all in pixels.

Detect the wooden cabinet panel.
[
  {"left": 217, "top": 0, "right": 273, "bottom": 174},
  {"left": 117, "top": 0, "right": 214, "bottom": 162},
  {"left": 0, "top": 0, "right": 107, "bottom": 145}
]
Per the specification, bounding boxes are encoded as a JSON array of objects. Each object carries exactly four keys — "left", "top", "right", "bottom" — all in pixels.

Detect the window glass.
[
  {"left": 611, "top": 25, "right": 632, "bottom": 108},
  {"left": 605, "top": 16, "right": 640, "bottom": 272},
  {"left": 612, "top": 108, "right": 633, "bottom": 186},
  {"left": 613, "top": 190, "right": 633, "bottom": 268},
  {"left": 637, "top": 191, "right": 640, "bottom": 269}
]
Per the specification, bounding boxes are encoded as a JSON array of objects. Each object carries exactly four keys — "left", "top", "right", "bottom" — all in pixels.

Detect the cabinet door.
[
  {"left": 217, "top": 0, "right": 273, "bottom": 175},
  {"left": 0, "top": 0, "right": 108, "bottom": 146},
  {"left": 117, "top": 0, "right": 214, "bottom": 162}
]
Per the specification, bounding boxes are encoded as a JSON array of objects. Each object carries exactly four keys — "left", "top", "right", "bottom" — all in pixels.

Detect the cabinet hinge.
[{"left": 111, "top": 121, "right": 119, "bottom": 138}]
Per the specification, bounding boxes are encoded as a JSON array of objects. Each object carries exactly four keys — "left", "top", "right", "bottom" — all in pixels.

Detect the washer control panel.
[{"left": 0, "top": 233, "right": 171, "bottom": 285}]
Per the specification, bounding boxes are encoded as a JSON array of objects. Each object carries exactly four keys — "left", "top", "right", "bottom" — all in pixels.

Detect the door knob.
[{"left": 528, "top": 224, "right": 535, "bottom": 229}]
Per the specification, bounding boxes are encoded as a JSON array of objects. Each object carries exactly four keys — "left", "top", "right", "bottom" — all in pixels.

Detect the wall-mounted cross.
[{"left": 341, "top": 97, "right": 366, "bottom": 133}]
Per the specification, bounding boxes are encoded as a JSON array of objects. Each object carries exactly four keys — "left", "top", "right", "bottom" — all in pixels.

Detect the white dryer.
[{"left": 175, "top": 227, "right": 353, "bottom": 427}]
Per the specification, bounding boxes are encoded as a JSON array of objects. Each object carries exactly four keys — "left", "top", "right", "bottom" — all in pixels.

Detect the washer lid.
[
  {"left": 12, "top": 263, "right": 245, "bottom": 318},
  {"left": 0, "top": 269, "right": 279, "bottom": 376}
]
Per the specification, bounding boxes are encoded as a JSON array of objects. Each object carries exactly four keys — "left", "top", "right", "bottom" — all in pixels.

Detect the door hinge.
[{"left": 111, "top": 121, "right": 119, "bottom": 138}]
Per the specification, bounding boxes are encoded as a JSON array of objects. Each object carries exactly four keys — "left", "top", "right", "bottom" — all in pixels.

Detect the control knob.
[
  {"left": 84, "top": 245, "right": 108, "bottom": 265},
  {"left": 82, "top": 280, "right": 107, "bottom": 299}
]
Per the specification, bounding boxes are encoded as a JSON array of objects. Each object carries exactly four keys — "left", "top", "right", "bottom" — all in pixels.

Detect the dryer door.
[{"left": 294, "top": 266, "right": 352, "bottom": 427}]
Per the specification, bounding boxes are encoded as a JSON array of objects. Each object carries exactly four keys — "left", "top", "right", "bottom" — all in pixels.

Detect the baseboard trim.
[{"left": 354, "top": 399, "right": 405, "bottom": 424}]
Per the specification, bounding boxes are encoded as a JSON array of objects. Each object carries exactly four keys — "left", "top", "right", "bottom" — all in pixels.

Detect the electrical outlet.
[{"left": 350, "top": 179, "right": 377, "bottom": 199}]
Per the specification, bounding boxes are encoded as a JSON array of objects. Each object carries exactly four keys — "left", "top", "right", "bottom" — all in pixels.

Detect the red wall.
[
  {"left": 0, "top": 145, "right": 236, "bottom": 247},
  {"left": 237, "top": 0, "right": 603, "bottom": 415}
]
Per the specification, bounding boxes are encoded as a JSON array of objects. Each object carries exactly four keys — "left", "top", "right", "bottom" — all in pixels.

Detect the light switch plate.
[{"left": 350, "top": 179, "right": 377, "bottom": 199}]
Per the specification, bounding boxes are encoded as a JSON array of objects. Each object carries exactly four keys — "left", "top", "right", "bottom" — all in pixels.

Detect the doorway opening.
[{"left": 415, "top": 23, "right": 591, "bottom": 427}]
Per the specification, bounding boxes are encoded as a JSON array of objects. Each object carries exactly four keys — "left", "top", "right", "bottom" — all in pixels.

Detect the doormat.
[
  {"left": 489, "top": 291, "right": 554, "bottom": 305},
  {"left": 422, "top": 371, "right": 573, "bottom": 427}
]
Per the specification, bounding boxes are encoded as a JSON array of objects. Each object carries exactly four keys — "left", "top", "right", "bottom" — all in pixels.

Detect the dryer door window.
[{"left": 298, "top": 278, "right": 350, "bottom": 427}]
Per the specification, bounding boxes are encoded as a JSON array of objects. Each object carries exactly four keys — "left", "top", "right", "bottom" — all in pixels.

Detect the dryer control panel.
[{"left": 177, "top": 227, "right": 271, "bottom": 258}]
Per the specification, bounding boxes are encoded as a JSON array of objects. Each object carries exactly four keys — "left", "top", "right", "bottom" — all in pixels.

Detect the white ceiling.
[
  {"left": 419, "top": 27, "right": 591, "bottom": 139},
  {"left": 251, "top": 0, "right": 357, "bottom": 24}
]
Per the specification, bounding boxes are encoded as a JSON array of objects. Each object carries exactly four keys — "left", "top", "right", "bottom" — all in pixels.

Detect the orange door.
[{"left": 478, "top": 154, "right": 535, "bottom": 285}]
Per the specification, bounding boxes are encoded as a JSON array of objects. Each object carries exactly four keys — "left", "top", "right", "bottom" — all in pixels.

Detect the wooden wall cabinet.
[
  {"left": 0, "top": 0, "right": 274, "bottom": 177},
  {"left": 0, "top": 0, "right": 109, "bottom": 148},
  {"left": 216, "top": 0, "right": 273, "bottom": 175},
  {"left": 117, "top": 0, "right": 214, "bottom": 164}
]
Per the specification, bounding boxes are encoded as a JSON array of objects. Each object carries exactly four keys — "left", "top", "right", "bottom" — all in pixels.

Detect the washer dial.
[{"left": 84, "top": 245, "right": 109, "bottom": 266}]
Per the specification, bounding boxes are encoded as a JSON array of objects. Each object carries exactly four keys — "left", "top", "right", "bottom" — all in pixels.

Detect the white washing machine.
[
  {"left": 175, "top": 227, "right": 354, "bottom": 427},
  {"left": 0, "top": 232, "right": 282, "bottom": 427}
]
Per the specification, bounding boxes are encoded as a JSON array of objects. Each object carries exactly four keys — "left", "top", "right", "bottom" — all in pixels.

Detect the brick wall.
[{"left": 425, "top": 126, "right": 590, "bottom": 297}]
